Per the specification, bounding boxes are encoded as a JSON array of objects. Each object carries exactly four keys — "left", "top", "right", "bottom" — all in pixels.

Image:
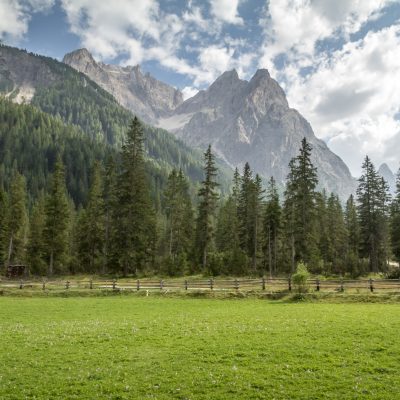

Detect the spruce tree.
[
  {"left": 114, "top": 117, "right": 156, "bottom": 275},
  {"left": 43, "top": 158, "right": 70, "bottom": 275},
  {"left": 0, "top": 188, "right": 8, "bottom": 265},
  {"left": 344, "top": 194, "right": 361, "bottom": 275},
  {"left": 391, "top": 168, "right": 400, "bottom": 261},
  {"left": 195, "top": 145, "right": 219, "bottom": 271},
  {"left": 6, "top": 173, "right": 28, "bottom": 264},
  {"left": 283, "top": 138, "right": 319, "bottom": 270},
  {"left": 326, "top": 193, "right": 348, "bottom": 274},
  {"left": 27, "top": 196, "right": 46, "bottom": 275},
  {"left": 77, "top": 162, "right": 105, "bottom": 272},
  {"left": 263, "top": 177, "right": 281, "bottom": 277},
  {"left": 357, "top": 156, "right": 390, "bottom": 272},
  {"left": 164, "top": 168, "right": 194, "bottom": 269}
]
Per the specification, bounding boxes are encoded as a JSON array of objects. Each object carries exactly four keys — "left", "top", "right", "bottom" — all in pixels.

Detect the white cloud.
[
  {"left": 182, "top": 86, "right": 199, "bottom": 100},
  {"left": 0, "top": 0, "right": 55, "bottom": 41},
  {"left": 0, "top": 1, "right": 29, "bottom": 40},
  {"left": 209, "top": 0, "right": 243, "bottom": 25},
  {"left": 283, "top": 25, "right": 400, "bottom": 176}
]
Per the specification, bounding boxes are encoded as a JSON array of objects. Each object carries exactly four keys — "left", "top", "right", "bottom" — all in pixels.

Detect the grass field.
[{"left": 0, "top": 297, "right": 399, "bottom": 399}]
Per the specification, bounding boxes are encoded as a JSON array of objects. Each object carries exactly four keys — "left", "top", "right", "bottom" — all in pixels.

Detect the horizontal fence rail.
[{"left": 1, "top": 277, "right": 400, "bottom": 293}]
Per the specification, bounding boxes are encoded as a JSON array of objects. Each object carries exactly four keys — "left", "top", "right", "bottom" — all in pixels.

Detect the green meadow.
[{"left": 0, "top": 297, "right": 399, "bottom": 399}]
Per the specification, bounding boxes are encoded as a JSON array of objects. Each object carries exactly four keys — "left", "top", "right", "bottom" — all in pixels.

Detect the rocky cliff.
[{"left": 63, "top": 49, "right": 183, "bottom": 124}]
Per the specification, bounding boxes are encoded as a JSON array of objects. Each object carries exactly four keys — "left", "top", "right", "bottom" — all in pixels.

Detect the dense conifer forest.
[{"left": 1, "top": 97, "right": 399, "bottom": 277}]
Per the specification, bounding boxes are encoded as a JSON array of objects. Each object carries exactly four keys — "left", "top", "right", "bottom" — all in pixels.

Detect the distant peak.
[
  {"left": 378, "top": 163, "right": 394, "bottom": 175},
  {"left": 216, "top": 69, "right": 239, "bottom": 81},
  {"left": 63, "top": 48, "right": 96, "bottom": 64},
  {"left": 251, "top": 68, "right": 270, "bottom": 81}
]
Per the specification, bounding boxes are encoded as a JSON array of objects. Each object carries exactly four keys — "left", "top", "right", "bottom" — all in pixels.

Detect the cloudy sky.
[{"left": 1, "top": 0, "right": 400, "bottom": 176}]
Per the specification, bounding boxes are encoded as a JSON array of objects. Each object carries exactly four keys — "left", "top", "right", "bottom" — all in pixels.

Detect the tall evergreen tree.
[
  {"left": 283, "top": 138, "right": 319, "bottom": 270},
  {"left": 357, "top": 156, "right": 390, "bottom": 272},
  {"left": 6, "top": 173, "right": 28, "bottom": 264},
  {"left": 76, "top": 162, "right": 105, "bottom": 272},
  {"left": 164, "top": 169, "right": 194, "bottom": 260},
  {"left": 195, "top": 145, "right": 219, "bottom": 270},
  {"left": 0, "top": 188, "right": 8, "bottom": 265},
  {"left": 114, "top": 117, "right": 156, "bottom": 275},
  {"left": 27, "top": 196, "right": 46, "bottom": 274},
  {"left": 263, "top": 177, "right": 281, "bottom": 277},
  {"left": 43, "top": 158, "right": 70, "bottom": 275},
  {"left": 391, "top": 168, "right": 400, "bottom": 262}
]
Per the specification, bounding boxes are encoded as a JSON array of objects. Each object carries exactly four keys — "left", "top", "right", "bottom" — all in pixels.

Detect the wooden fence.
[{"left": 1, "top": 277, "right": 400, "bottom": 293}]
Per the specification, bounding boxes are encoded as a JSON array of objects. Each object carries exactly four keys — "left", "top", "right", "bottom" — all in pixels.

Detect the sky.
[{"left": 1, "top": 0, "right": 400, "bottom": 176}]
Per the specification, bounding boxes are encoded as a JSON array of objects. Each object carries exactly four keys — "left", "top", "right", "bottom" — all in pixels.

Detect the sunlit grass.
[{"left": 0, "top": 297, "right": 399, "bottom": 399}]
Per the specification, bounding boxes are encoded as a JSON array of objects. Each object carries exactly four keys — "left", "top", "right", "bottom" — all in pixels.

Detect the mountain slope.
[
  {"left": 378, "top": 163, "right": 396, "bottom": 195},
  {"left": 63, "top": 48, "right": 183, "bottom": 125},
  {"left": 0, "top": 44, "right": 231, "bottom": 193},
  {"left": 159, "top": 69, "right": 356, "bottom": 198},
  {"left": 61, "top": 47, "right": 356, "bottom": 198}
]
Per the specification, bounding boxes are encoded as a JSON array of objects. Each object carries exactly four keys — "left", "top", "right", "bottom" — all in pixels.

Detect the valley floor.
[{"left": 0, "top": 297, "right": 399, "bottom": 399}]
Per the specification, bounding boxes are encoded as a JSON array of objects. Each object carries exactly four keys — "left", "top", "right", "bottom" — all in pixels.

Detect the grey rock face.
[
  {"left": 378, "top": 163, "right": 396, "bottom": 194},
  {"left": 159, "top": 68, "right": 356, "bottom": 199},
  {"left": 63, "top": 49, "right": 183, "bottom": 124}
]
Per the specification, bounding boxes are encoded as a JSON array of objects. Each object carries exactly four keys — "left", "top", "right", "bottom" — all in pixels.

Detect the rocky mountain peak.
[
  {"left": 378, "top": 163, "right": 396, "bottom": 194},
  {"left": 63, "top": 49, "right": 183, "bottom": 124},
  {"left": 63, "top": 48, "right": 97, "bottom": 72}
]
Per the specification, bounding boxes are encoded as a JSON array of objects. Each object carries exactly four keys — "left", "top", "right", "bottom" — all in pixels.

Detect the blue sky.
[{"left": 1, "top": 0, "right": 400, "bottom": 176}]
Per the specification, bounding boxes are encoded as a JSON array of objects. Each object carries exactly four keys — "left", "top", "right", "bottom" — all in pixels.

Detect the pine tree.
[
  {"left": 195, "top": 145, "right": 219, "bottom": 271},
  {"left": 249, "top": 174, "right": 264, "bottom": 272},
  {"left": 27, "top": 196, "right": 46, "bottom": 274},
  {"left": 238, "top": 162, "right": 253, "bottom": 256},
  {"left": 0, "top": 187, "right": 8, "bottom": 265},
  {"left": 102, "top": 155, "right": 118, "bottom": 273},
  {"left": 391, "top": 168, "right": 400, "bottom": 261},
  {"left": 43, "top": 158, "right": 70, "bottom": 275},
  {"left": 357, "top": 156, "right": 390, "bottom": 272},
  {"left": 326, "top": 193, "right": 348, "bottom": 274},
  {"left": 344, "top": 194, "right": 361, "bottom": 275},
  {"left": 114, "top": 117, "right": 156, "bottom": 275},
  {"left": 6, "top": 173, "right": 28, "bottom": 264},
  {"left": 164, "top": 169, "right": 194, "bottom": 267},
  {"left": 263, "top": 177, "right": 281, "bottom": 277},
  {"left": 283, "top": 138, "right": 319, "bottom": 270},
  {"left": 77, "top": 162, "right": 105, "bottom": 272}
]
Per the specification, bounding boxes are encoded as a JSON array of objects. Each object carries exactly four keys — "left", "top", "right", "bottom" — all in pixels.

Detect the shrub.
[{"left": 292, "top": 262, "right": 310, "bottom": 293}]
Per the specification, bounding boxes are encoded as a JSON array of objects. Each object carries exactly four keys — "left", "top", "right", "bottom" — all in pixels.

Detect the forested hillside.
[{"left": 0, "top": 44, "right": 231, "bottom": 192}]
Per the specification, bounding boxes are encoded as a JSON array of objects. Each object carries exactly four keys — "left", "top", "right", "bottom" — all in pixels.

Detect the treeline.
[{"left": 1, "top": 118, "right": 399, "bottom": 277}]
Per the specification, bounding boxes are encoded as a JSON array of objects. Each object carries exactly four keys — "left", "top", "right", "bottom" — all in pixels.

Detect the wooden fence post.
[
  {"left": 89, "top": 280, "right": 93, "bottom": 289},
  {"left": 316, "top": 278, "right": 320, "bottom": 292},
  {"left": 234, "top": 279, "right": 239, "bottom": 291},
  {"left": 340, "top": 277, "right": 344, "bottom": 292},
  {"left": 19, "top": 280, "right": 23, "bottom": 289},
  {"left": 209, "top": 279, "right": 214, "bottom": 290},
  {"left": 288, "top": 276, "right": 292, "bottom": 292},
  {"left": 262, "top": 277, "right": 266, "bottom": 291},
  {"left": 184, "top": 280, "right": 188, "bottom": 290},
  {"left": 136, "top": 280, "right": 140, "bottom": 291},
  {"left": 112, "top": 279, "right": 116, "bottom": 290},
  {"left": 369, "top": 278, "right": 374, "bottom": 293},
  {"left": 65, "top": 281, "right": 70, "bottom": 290},
  {"left": 42, "top": 280, "right": 45, "bottom": 290},
  {"left": 160, "top": 280, "right": 164, "bottom": 290}
]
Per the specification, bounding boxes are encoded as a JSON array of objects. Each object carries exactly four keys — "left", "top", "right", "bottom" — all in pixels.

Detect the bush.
[{"left": 292, "top": 262, "right": 310, "bottom": 293}]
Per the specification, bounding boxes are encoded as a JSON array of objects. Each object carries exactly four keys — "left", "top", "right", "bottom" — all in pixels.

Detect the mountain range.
[
  {"left": 1, "top": 44, "right": 361, "bottom": 198},
  {"left": 62, "top": 48, "right": 356, "bottom": 198}
]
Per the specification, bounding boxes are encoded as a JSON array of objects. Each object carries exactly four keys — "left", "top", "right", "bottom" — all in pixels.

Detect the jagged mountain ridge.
[
  {"left": 160, "top": 69, "right": 356, "bottom": 198},
  {"left": 63, "top": 49, "right": 183, "bottom": 125},
  {"left": 63, "top": 48, "right": 356, "bottom": 198},
  {"left": 378, "top": 163, "right": 396, "bottom": 195}
]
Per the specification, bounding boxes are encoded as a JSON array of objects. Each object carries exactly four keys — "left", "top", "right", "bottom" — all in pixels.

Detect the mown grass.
[{"left": 0, "top": 297, "right": 399, "bottom": 399}]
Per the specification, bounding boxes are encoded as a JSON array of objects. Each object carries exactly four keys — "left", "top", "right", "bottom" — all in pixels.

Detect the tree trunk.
[{"left": 291, "top": 233, "right": 295, "bottom": 274}]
